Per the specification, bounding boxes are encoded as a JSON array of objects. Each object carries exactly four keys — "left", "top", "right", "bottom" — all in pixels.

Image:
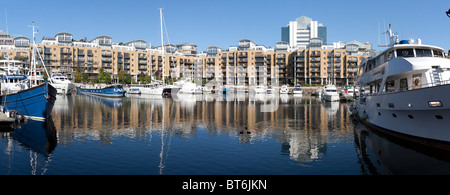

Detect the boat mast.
[
  {"left": 30, "top": 21, "right": 37, "bottom": 87},
  {"left": 160, "top": 8, "right": 165, "bottom": 85}
]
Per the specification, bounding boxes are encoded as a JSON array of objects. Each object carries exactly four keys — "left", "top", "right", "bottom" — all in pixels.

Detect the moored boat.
[
  {"left": 1, "top": 81, "right": 56, "bottom": 121},
  {"left": 49, "top": 73, "right": 74, "bottom": 95},
  {"left": 280, "top": 85, "right": 289, "bottom": 94},
  {"left": 321, "top": 85, "right": 339, "bottom": 102},
  {"left": 339, "top": 85, "right": 359, "bottom": 101},
  {"left": 353, "top": 24, "right": 450, "bottom": 149},
  {"left": 253, "top": 86, "right": 266, "bottom": 94},
  {"left": 77, "top": 84, "right": 124, "bottom": 97},
  {"left": 292, "top": 85, "right": 303, "bottom": 95}
]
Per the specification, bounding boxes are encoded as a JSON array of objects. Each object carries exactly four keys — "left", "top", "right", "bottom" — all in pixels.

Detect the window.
[
  {"left": 415, "top": 49, "right": 432, "bottom": 57},
  {"left": 396, "top": 49, "right": 414, "bottom": 57},
  {"left": 433, "top": 50, "right": 443, "bottom": 58},
  {"left": 412, "top": 74, "right": 421, "bottom": 89},
  {"left": 400, "top": 78, "right": 408, "bottom": 91},
  {"left": 386, "top": 80, "right": 395, "bottom": 93}
]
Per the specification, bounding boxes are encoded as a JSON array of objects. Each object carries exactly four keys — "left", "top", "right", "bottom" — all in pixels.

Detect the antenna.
[{"left": 4, "top": 9, "right": 8, "bottom": 34}]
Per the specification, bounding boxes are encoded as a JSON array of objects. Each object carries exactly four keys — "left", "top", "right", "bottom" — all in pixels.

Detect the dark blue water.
[{"left": 2, "top": 93, "right": 450, "bottom": 175}]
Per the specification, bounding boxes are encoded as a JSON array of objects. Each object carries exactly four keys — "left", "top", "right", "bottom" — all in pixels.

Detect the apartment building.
[{"left": 0, "top": 32, "right": 366, "bottom": 86}]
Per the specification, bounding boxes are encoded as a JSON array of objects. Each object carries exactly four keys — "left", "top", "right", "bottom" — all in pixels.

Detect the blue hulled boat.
[
  {"left": 77, "top": 84, "right": 124, "bottom": 97},
  {"left": 0, "top": 22, "right": 57, "bottom": 121},
  {"left": 0, "top": 81, "right": 57, "bottom": 121}
]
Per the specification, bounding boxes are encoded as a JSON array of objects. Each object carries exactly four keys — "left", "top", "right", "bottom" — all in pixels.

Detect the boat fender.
[
  {"left": 352, "top": 109, "right": 358, "bottom": 116},
  {"left": 360, "top": 112, "right": 368, "bottom": 121}
]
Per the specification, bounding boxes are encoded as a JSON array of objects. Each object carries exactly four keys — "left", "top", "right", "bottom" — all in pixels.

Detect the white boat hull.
[
  {"left": 51, "top": 83, "right": 74, "bottom": 95},
  {"left": 140, "top": 87, "right": 164, "bottom": 95},
  {"left": 355, "top": 84, "right": 450, "bottom": 146}
]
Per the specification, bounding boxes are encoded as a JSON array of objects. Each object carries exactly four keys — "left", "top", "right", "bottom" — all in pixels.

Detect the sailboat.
[
  {"left": 130, "top": 8, "right": 168, "bottom": 96},
  {"left": 0, "top": 22, "right": 56, "bottom": 121}
]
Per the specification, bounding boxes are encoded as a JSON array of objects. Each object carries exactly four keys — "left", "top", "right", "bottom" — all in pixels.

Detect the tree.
[
  {"left": 145, "top": 75, "right": 151, "bottom": 84},
  {"left": 118, "top": 69, "right": 126, "bottom": 84},
  {"left": 97, "top": 68, "right": 112, "bottom": 83},
  {"left": 139, "top": 72, "right": 146, "bottom": 84},
  {"left": 75, "top": 69, "right": 82, "bottom": 83},
  {"left": 82, "top": 73, "right": 89, "bottom": 83},
  {"left": 125, "top": 74, "right": 132, "bottom": 84},
  {"left": 14, "top": 56, "right": 26, "bottom": 61}
]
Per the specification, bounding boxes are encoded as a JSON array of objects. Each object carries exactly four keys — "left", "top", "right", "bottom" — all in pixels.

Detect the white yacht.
[
  {"left": 179, "top": 82, "right": 202, "bottom": 94},
  {"left": 253, "top": 86, "right": 266, "bottom": 94},
  {"left": 50, "top": 73, "right": 74, "bottom": 95},
  {"left": 321, "top": 85, "right": 339, "bottom": 101},
  {"left": 0, "top": 59, "right": 29, "bottom": 94},
  {"left": 280, "top": 85, "right": 289, "bottom": 94},
  {"left": 339, "top": 85, "right": 359, "bottom": 101},
  {"left": 352, "top": 24, "right": 450, "bottom": 149},
  {"left": 292, "top": 85, "right": 303, "bottom": 95},
  {"left": 139, "top": 83, "right": 164, "bottom": 95}
]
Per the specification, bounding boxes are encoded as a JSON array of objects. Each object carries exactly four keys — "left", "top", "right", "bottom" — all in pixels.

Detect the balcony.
[{"left": 311, "top": 51, "right": 321, "bottom": 57}]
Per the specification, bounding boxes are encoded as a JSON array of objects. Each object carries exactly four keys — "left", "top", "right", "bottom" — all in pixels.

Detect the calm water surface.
[{"left": 2, "top": 93, "right": 450, "bottom": 175}]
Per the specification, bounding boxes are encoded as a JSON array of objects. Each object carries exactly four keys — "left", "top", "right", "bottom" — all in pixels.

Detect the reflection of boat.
[
  {"left": 77, "top": 84, "right": 124, "bottom": 97},
  {"left": 280, "top": 85, "right": 289, "bottom": 94},
  {"left": 321, "top": 85, "right": 339, "bottom": 102},
  {"left": 10, "top": 117, "right": 57, "bottom": 157},
  {"left": 280, "top": 94, "right": 289, "bottom": 103},
  {"left": 77, "top": 92, "right": 123, "bottom": 108},
  {"left": 354, "top": 24, "right": 450, "bottom": 149},
  {"left": 355, "top": 123, "right": 450, "bottom": 174}
]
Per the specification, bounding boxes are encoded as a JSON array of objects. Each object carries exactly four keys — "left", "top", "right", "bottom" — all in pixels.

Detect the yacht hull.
[{"left": 355, "top": 84, "right": 450, "bottom": 148}]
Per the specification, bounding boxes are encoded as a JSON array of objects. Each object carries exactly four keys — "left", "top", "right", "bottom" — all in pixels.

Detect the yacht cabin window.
[
  {"left": 433, "top": 50, "right": 443, "bottom": 58},
  {"left": 396, "top": 49, "right": 414, "bottom": 58},
  {"left": 415, "top": 49, "right": 433, "bottom": 57}
]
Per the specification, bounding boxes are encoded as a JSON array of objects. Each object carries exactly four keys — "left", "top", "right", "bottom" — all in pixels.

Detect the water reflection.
[
  {"left": 53, "top": 93, "right": 356, "bottom": 164},
  {"left": 0, "top": 118, "right": 56, "bottom": 175},
  {"left": 354, "top": 123, "right": 450, "bottom": 175}
]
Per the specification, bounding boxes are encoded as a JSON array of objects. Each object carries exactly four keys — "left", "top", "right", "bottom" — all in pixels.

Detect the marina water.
[{"left": 2, "top": 93, "right": 450, "bottom": 175}]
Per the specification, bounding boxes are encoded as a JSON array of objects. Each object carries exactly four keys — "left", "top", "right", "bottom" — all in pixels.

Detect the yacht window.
[
  {"left": 412, "top": 74, "right": 422, "bottom": 89},
  {"left": 387, "top": 51, "right": 394, "bottom": 60},
  {"left": 400, "top": 78, "right": 408, "bottom": 91},
  {"left": 433, "top": 50, "right": 443, "bottom": 58},
  {"left": 415, "top": 49, "right": 432, "bottom": 57},
  {"left": 386, "top": 80, "right": 395, "bottom": 93},
  {"left": 396, "top": 49, "right": 414, "bottom": 58}
]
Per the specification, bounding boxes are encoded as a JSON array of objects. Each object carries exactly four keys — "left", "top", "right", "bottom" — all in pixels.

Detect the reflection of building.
[{"left": 52, "top": 95, "right": 355, "bottom": 163}]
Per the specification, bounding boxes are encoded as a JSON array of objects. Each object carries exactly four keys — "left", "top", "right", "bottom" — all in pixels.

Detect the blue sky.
[{"left": 1, "top": 0, "right": 449, "bottom": 52}]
